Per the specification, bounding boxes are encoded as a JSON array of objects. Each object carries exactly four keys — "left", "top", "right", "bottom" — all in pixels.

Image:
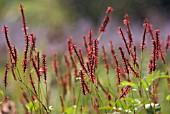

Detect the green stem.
[
  {"left": 94, "top": 85, "right": 107, "bottom": 114},
  {"left": 75, "top": 86, "right": 81, "bottom": 114},
  {"left": 18, "top": 79, "right": 49, "bottom": 113}
]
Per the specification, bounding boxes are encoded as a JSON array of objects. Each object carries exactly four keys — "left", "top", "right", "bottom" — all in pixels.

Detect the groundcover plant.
[{"left": 0, "top": 4, "right": 170, "bottom": 114}]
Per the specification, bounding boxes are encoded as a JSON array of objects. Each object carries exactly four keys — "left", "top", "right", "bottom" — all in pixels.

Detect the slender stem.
[
  {"left": 18, "top": 79, "right": 49, "bottom": 113},
  {"left": 75, "top": 87, "right": 81, "bottom": 114},
  {"left": 97, "top": 32, "right": 103, "bottom": 41},
  {"left": 94, "top": 85, "right": 107, "bottom": 114}
]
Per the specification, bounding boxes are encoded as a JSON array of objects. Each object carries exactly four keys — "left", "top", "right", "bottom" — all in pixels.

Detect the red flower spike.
[
  {"left": 124, "top": 14, "right": 133, "bottom": 47},
  {"left": 106, "top": 6, "right": 113, "bottom": 14},
  {"left": 79, "top": 70, "right": 92, "bottom": 95},
  {"left": 109, "top": 41, "right": 121, "bottom": 85},
  {"left": 42, "top": 54, "right": 47, "bottom": 83},
  {"left": 13, "top": 46, "right": 18, "bottom": 65},
  {"left": 90, "top": 55, "right": 96, "bottom": 83},
  {"left": 11, "top": 66, "right": 17, "bottom": 81},
  {"left": 20, "top": 4, "right": 30, "bottom": 72},
  {"left": 83, "top": 36, "right": 89, "bottom": 54},
  {"left": 64, "top": 54, "right": 70, "bottom": 68},
  {"left": 3, "top": 26, "right": 16, "bottom": 62},
  {"left": 99, "top": 7, "right": 113, "bottom": 33},
  {"left": 29, "top": 73, "right": 37, "bottom": 95},
  {"left": 22, "top": 91, "right": 29, "bottom": 103},
  {"left": 31, "top": 58, "right": 41, "bottom": 82},
  {"left": 126, "top": 59, "right": 139, "bottom": 78},
  {"left": 20, "top": 4, "right": 28, "bottom": 36},
  {"left": 146, "top": 20, "right": 155, "bottom": 40},
  {"left": 79, "top": 49, "right": 85, "bottom": 65},
  {"left": 4, "top": 63, "right": 9, "bottom": 89},
  {"left": 29, "top": 34, "right": 36, "bottom": 57},
  {"left": 52, "top": 53, "right": 59, "bottom": 77},
  {"left": 118, "top": 27, "right": 131, "bottom": 55},
  {"left": 67, "top": 38, "right": 78, "bottom": 78},
  {"left": 165, "top": 35, "right": 170, "bottom": 52},
  {"left": 92, "top": 39, "right": 99, "bottom": 70},
  {"left": 88, "top": 29, "right": 93, "bottom": 47},
  {"left": 131, "top": 46, "right": 139, "bottom": 68},
  {"left": 119, "top": 47, "right": 129, "bottom": 75},
  {"left": 68, "top": 37, "right": 73, "bottom": 55},
  {"left": 151, "top": 40, "right": 157, "bottom": 71},
  {"left": 72, "top": 45, "right": 88, "bottom": 75},
  {"left": 120, "top": 86, "right": 131, "bottom": 99},
  {"left": 141, "top": 22, "right": 147, "bottom": 52},
  {"left": 155, "top": 30, "right": 165, "bottom": 64},
  {"left": 148, "top": 59, "right": 153, "bottom": 74},
  {"left": 22, "top": 59, "right": 28, "bottom": 73},
  {"left": 102, "top": 45, "right": 109, "bottom": 75}
]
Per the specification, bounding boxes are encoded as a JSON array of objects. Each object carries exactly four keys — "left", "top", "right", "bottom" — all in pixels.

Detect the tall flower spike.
[
  {"left": 42, "top": 54, "right": 47, "bottom": 83},
  {"left": 131, "top": 46, "right": 139, "bottom": 68},
  {"left": 90, "top": 55, "right": 96, "bottom": 83},
  {"left": 67, "top": 37, "right": 78, "bottom": 78},
  {"left": 93, "top": 39, "right": 99, "bottom": 69},
  {"left": 72, "top": 45, "right": 88, "bottom": 75},
  {"left": 22, "top": 91, "right": 29, "bottom": 103},
  {"left": 29, "top": 73, "right": 37, "bottom": 95},
  {"left": 141, "top": 22, "right": 147, "bottom": 52},
  {"left": 151, "top": 40, "right": 157, "bottom": 71},
  {"left": 29, "top": 34, "right": 36, "bottom": 58},
  {"left": 126, "top": 59, "right": 139, "bottom": 78},
  {"left": 37, "top": 52, "right": 40, "bottom": 71},
  {"left": 4, "top": 63, "right": 9, "bottom": 89},
  {"left": 79, "top": 70, "right": 92, "bottom": 95},
  {"left": 148, "top": 59, "right": 153, "bottom": 74},
  {"left": 13, "top": 46, "right": 18, "bottom": 66},
  {"left": 109, "top": 41, "right": 121, "bottom": 85},
  {"left": 119, "top": 47, "right": 129, "bottom": 75},
  {"left": 52, "top": 53, "right": 59, "bottom": 77},
  {"left": 79, "top": 49, "right": 85, "bottom": 65},
  {"left": 31, "top": 58, "right": 41, "bottom": 82},
  {"left": 145, "top": 19, "right": 154, "bottom": 40},
  {"left": 124, "top": 14, "right": 133, "bottom": 47},
  {"left": 20, "top": 4, "right": 29, "bottom": 73},
  {"left": 64, "top": 54, "right": 70, "bottom": 68},
  {"left": 155, "top": 30, "right": 165, "bottom": 64},
  {"left": 20, "top": 4, "right": 28, "bottom": 36},
  {"left": 88, "top": 29, "right": 93, "bottom": 47},
  {"left": 120, "top": 86, "right": 131, "bottom": 99},
  {"left": 11, "top": 66, "right": 17, "bottom": 81},
  {"left": 3, "top": 26, "right": 15, "bottom": 61},
  {"left": 99, "top": 6, "right": 113, "bottom": 33},
  {"left": 118, "top": 27, "right": 131, "bottom": 55},
  {"left": 83, "top": 36, "right": 88, "bottom": 54},
  {"left": 165, "top": 35, "right": 170, "bottom": 52},
  {"left": 102, "top": 46, "right": 109, "bottom": 75}
]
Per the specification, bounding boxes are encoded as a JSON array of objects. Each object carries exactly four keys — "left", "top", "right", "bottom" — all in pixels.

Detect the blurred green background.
[
  {"left": 0, "top": 0, "right": 170, "bottom": 81},
  {"left": 1, "top": 0, "right": 170, "bottom": 90}
]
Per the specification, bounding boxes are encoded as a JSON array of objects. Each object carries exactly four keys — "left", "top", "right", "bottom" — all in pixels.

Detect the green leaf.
[
  {"left": 145, "top": 72, "right": 155, "bottom": 85},
  {"left": 166, "top": 95, "right": 170, "bottom": 101},
  {"left": 65, "top": 106, "right": 76, "bottom": 114},
  {"left": 99, "top": 106, "right": 112, "bottom": 110},
  {"left": 145, "top": 71, "right": 170, "bottom": 86},
  {"left": 122, "top": 98, "right": 139, "bottom": 105},
  {"left": 141, "top": 80, "right": 148, "bottom": 90},
  {"left": 26, "top": 101, "right": 39, "bottom": 112},
  {"left": 119, "top": 81, "right": 136, "bottom": 88},
  {"left": 0, "top": 90, "right": 4, "bottom": 104}
]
